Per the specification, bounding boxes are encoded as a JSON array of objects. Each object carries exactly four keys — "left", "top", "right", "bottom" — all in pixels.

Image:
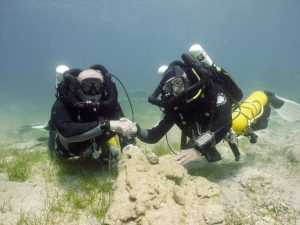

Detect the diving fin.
[
  {"left": 274, "top": 95, "right": 300, "bottom": 122},
  {"left": 31, "top": 122, "right": 49, "bottom": 131},
  {"left": 19, "top": 122, "right": 49, "bottom": 133}
]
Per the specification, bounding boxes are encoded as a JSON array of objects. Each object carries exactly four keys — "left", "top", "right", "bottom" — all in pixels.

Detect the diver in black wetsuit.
[
  {"left": 49, "top": 65, "right": 135, "bottom": 161},
  {"left": 132, "top": 55, "right": 237, "bottom": 164}
]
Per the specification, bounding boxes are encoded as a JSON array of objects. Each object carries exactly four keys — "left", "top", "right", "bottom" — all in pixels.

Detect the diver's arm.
[
  {"left": 58, "top": 123, "right": 109, "bottom": 143},
  {"left": 51, "top": 100, "right": 110, "bottom": 142},
  {"left": 136, "top": 113, "right": 174, "bottom": 144}
]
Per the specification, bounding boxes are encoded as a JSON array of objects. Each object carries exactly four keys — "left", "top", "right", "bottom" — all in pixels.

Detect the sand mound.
[{"left": 104, "top": 145, "right": 224, "bottom": 225}]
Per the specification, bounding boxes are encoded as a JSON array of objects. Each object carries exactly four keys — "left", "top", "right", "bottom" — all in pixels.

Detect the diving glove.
[{"left": 109, "top": 118, "right": 137, "bottom": 136}]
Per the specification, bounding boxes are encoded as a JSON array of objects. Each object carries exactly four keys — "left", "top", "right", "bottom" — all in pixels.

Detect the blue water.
[{"left": 0, "top": 0, "right": 300, "bottom": 113}]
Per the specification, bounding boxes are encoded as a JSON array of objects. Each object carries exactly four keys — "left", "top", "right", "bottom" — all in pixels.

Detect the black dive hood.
[
  {"left": 57, "top": 65, "right": 118, "bottom": 110},
  {"left": 148, "top": 54, "right": 211, "bottom": 108},
  {"left": 56, "top": 68, "right": 83, "bottom": 109},
  {"left": 148, "top": 60, "right": 187, "bottom": 107}
]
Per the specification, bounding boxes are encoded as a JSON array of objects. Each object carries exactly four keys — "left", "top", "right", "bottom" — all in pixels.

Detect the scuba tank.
[
  {"left": 49, "top": 65, "right": 70, "bottom": 154},
  {"left": 231, "top": 91, "right": 268, "bottom": 136},
  {"left": 189, "top": 44, "right": 214, "bottom": 66},
  {"left": 56, "top": 65, "right": 69, "bottom": 88},
  {"left": 189, "top": 44, "right": 243, "bottom": 103},
  {"left": 157, "top": 65, "right": 168, "bottom": 77},
  {"left": 91, "top": 136, "right": 120, "bottom": 160}
]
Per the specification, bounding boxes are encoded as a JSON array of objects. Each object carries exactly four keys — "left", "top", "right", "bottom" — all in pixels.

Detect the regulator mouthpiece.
[
  {"left": 157, "top": 65, "right": 168, "bottom": 77},
  {"left": 189, "top": 44, "right": 213, "bottom": 66},
  {"left": 56, "top": 65, "right": 69, "bottom": 87}
]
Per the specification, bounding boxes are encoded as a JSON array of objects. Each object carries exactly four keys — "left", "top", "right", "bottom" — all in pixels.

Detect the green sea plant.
[
  {"left": 0, "top": 147, "right": 46, "bottom": 181},
  {"left": 225, "top": 210, "right": 249, "bottom": 225},
  {"left": 41, "top": 158, "right": 116, "bottom": 224},
  {"left": 16, "top": 208, "right": 48, "bottom": 225},
  {"left": 152, "top": 139, "right": 180, "bottom": 156}
]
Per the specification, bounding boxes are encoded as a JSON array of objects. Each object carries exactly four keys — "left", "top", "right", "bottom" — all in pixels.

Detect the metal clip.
[{"left": 91, "top": 140, "right": 100, "bottom": 159}]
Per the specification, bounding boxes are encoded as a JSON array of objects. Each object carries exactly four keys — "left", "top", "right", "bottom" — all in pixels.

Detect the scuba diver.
[
  {"left": 131, "top": 47, "right": 242, "bottom": 164},
  {"left": 49, "top": 64, "right": 136, "bottom": 162},
  {"left": 127, "top": 44, "right": 288, "bottom": 165}
]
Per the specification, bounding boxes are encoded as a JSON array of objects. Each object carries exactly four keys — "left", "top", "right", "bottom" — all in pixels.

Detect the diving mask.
[
  {"left": 79, "top": 77, "right": 104, "bottom": 103},
  {"left": 162, "top": 77, "right": 185, "bottom": 96},
  {"left": 80, "top": 78, "right": 104, "bottom": 96}
]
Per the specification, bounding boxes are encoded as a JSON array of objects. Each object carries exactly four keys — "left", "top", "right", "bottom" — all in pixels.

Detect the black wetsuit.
[
  {"left": 137, "top": 80, "right": 232, "bottom": 160},
  {"left": 50, "top": 98, "right": 122, "bottom": 156},
  {"left": 49, "top": 70, "right": 129, "bottom": 157}
]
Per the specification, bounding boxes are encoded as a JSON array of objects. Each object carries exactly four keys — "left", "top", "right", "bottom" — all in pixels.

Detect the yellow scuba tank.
[
  {"left": 231, "top": 91, "right": 268, "bottom": 135},
  {"left": 92, "top": 136, "right": 119, "bottom": 159},
  {"left": 107, "top": 136, "right": 119, "bottom": 148}
]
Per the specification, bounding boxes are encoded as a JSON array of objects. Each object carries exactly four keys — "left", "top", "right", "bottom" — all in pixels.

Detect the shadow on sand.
[{"left": 185, "top": 152, "right": 258, "bottom": 183}]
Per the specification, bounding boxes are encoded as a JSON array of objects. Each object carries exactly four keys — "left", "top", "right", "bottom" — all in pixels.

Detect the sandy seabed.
[{"left": 0, "top": 106, "right": 299, "bottom": 224}]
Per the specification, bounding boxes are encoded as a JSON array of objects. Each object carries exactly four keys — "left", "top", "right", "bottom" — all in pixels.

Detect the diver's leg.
[{"left": 48, "top": 120, "right": 56, "bottom": 153}]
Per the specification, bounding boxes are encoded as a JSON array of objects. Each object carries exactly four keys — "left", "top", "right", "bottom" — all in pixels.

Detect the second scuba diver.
[
  {"left": 125, "top": 44, "right": 284, "bottom": 165},
  {"left": 49, "top": 64, "right": 136, "bottom": 162},
  {"left": 128, "top": 48, "right": 242, "bottom": 164}
]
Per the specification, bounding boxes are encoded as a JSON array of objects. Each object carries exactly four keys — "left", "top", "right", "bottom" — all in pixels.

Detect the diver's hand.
[
  {"left": 109, "top": 120, "right": 128, "bottom": 135},
  {"left": 174, "top": 148, "right": 201, "bottom": 165},
  {"left": 110, "top": 118, "right": 137, "bottom": 136},
  {"left": 119, "top": 117, "right": 137, "bottom": 134}
]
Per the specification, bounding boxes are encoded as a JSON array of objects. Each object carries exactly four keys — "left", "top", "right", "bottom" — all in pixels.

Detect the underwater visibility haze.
[
  {"left": 0, "top": 0, "right": 300, "bottom": 131},
  {"left": 1, "top": 2, "right": 300, "bottom": 224}
]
